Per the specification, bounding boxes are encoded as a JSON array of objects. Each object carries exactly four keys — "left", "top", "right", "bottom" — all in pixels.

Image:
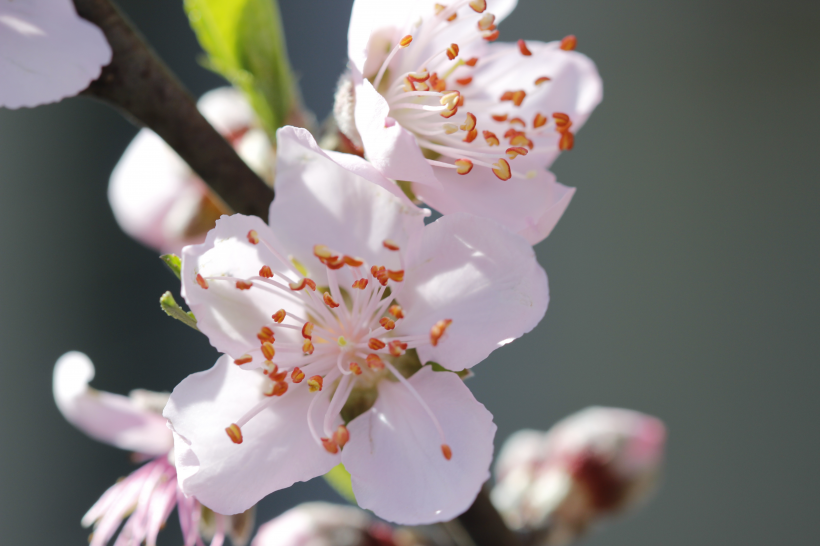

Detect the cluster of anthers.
[
  {"left": 194, "top": 230, "right": 455, "bottom": 460},
  {"left": 370, "top": 0, "right": 579, "bottom": 181}
]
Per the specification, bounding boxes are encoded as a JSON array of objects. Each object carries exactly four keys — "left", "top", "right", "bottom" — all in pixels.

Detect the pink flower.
[
  {"left": 491, "top": 407, "right": 666, "bottom": 543},
  {"left": 0, "top": 0, "right": 111, "bottom": 108},
  {"left": 339, "top": 0, "right": 602, "bottom": 244},
  {"left": 251, "top": 502, "right": 392, "bottom": 546},
  {"left": 108, "top": 87, "right": 274, "bottom": 254},
  {"left": 53, "top": 351, "right": 253, "bottom": 546},
  {"left": 163, "top": 126, "right": 549, "bottom": 525}
]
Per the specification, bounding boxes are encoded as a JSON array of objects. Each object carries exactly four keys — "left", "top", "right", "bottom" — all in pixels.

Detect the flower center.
[
  {"left": 368, "top": 1, "right": 578, "bottom": 181},
  {"left": 200, "top": 231, "right": 453, "bottom": 460}
]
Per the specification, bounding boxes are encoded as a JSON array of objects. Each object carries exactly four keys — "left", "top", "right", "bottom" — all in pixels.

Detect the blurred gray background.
[{"left": 0, "top": 0, "right": 817, "bottom": 543}]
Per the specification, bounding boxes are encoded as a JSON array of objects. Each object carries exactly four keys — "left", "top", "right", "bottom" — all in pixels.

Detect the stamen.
[
  {"left": 264, "top": 380, "right": 288, "bottom": 397},
  {"left": 535, "top": 76, "right": 551, "bottom": 85},
  {"left": 373, "top": 35, "right": 414, "bottom": 91},
  {"left": 352, "top": 278, "right": 369, "bottom": 290},
  {"left": 446, "top": 43, "right": 460, "bottom": 61},
  {"left": 443, "top": 123, "right": 459, "bottom": 134},
  {"left": 303, "top": 340, "right": 315, "bottom": 355},
  {"left": 366, "top": 354, "right": 385, "bottom": 370},
  {"left": 465, "top": 57, "right": 479, "bottom": 67},
  {"left": 559, "top": 131, "right": 575, "bottom": 151},
  {"left": 369, "top": 338, "right": 386, "bottom": 350},
  {"left": 261, "top": 342, "right": 275, "bottom": 361},
  {"left": 469, "top": 0, "right": 487, "bottom": 12},
  {"left": 430, "top": 319, "right": 453, "bottom": 346},
  {"left": 510, "top": 117, "right": 526, "bottom": 127},
  {"left": 483, "top": 130, "right": 500, "bottom": 146},
  {"left": 456, "top": 76, "right": 473, "bottom": 86},
  {"left": 441, "top": 444, "right": 453, "bottom": 460},
  {"left": 477, "top": 13, "right": 495, "bottom": 31},
  {"left": 323, "top": 292, "right": 340, "bottom": 308},
  {"left": 460, "top": 112, "right": 476, "bottom": 132},
  {"left": 350, "top": 362, "right": 362, "bottom": 375},
  {"left": 291, "top": 367, "right": 305, "bottom": 383},
  {"left": 388, "top": 340, "right": 408, "bottom": 356},
  {"left": 517, "top": 39, "right": 532, "bottom": 56},
  {"left": 289, "top": 278, "right": 317, "bottom": 291},
  {"left": 463, "top": 129, "right": 478, "bottom": 143},
  {"left": 321, "top": 438, "right": 339, "bottom": 454},
  {"left": 506, "top": 146, "right": 529, "bottom": 159},
  {"left": 225, "top": 424, "right": 243, "bottom": 444},
  {"left": 492, "top": 158, "right": 512, "bottom": 181},
  {"left": 560, "top": 35, "right": 577, "bottom": 51},
  {"left": 389, "top": 305, "right": 405, "bottom": 319},
  {"left": 492, "top": 113, "right": 508, "bottom": 122},
  {"left": 247, "top": 230, "right": 259, "bottom": 245},
  {"left": 343, "top": 256, "right": 364, "bottom": 267},
  {"left": 257, "top": 327, "right": 275, "bottom": 344},
  {"left": 195, "top": 274, "right": 209, "bottom": 289},
  {"left": 234, "top": 354, "right": 253, "bottom": 365},
  {"left": 308, "top": 375, "right": 323, "bottom": 392},
  {"left": 387, "top": 270, "right": 405, "bottom": 282},
  {"left": 236, "top": 280, "right": 253, "bottom": 290},
  {"left": 301, "top": 323, "right": 314, "bottom": 339},
  {"left": 483, "top": 29, "right": 499, "bottom": 41},
  {"left": 272, "top": 309, "right": 286, "bottom": 323},
  {"left": 383, "top": 239, "right": 401, "bottom": 251},
  {"left": 380, "top": 317, "right": 396, "bottom": 330},
  {"left": 259, "top": 265, "right": 274, "bottom": 278},
  {"left": 500, "top": 90, "right": 527, "bottom": 107},
  {"left": 333, "top": 425, "right": 350, "bottom": 448},
  {"left": 455, "top": 159, "right": 474, "bottom": 174},
  {"left": 533, "top": 113, "right": 547, "bottom": 128}
]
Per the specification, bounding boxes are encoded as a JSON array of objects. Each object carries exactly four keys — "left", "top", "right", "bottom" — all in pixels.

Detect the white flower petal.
[
  {"left": 164, "top": 355, "right": 340, "bottom": 515},
  {"left": 344, "top": 366, "right": 495, "bottom": 524},
  {"left": 396, "top": 212, "right": 549, "bottom": 370},
  {"left": 53, "top": 352, "right": 172, "bottom": 456},
  {"left": 0, "top": 0, "right": 111, "bottom": 108}
]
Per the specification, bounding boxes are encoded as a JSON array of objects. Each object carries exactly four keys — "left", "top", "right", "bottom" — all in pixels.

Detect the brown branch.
[
  {"left": 456, "top": 486, "right": 520, "bottom": 546},
  {"left": 74, "top": 0, "right": 274, "bottom": 218}
]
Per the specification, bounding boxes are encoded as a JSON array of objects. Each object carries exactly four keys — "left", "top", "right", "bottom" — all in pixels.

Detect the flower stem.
[
  {"left": 73, "top": 0, "right": 274, "bottom": 219},
  {"left": 456, "top": 486, "right": 520, "bottom": 546}
]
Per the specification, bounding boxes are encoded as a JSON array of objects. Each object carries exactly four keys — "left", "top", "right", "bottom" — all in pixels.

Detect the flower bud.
[
  {"left": 252, "top": 502, "right": 394, "bottom": 546},
  {"left": 491, "top": 407, "right": 666, "bottom": 545}
]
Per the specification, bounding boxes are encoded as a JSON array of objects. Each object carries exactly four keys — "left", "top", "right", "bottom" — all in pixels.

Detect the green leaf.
[
  {"left": 323, "top": 463, "right": 357, "bottom": 504},
  {"left": 160, "top": 254, "right": 182, "bottom": 279},
  {"left": 160, "top": 291, "right": 199, "bottom": 331},
  {"left": 184, "top": 0, "right": 294, "bottom": 139}
]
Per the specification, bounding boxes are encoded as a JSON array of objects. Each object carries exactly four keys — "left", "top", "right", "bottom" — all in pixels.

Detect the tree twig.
[
  {"left": 457, "top": 486, "right": 520, "bottom": 546},
  {"left": 74, "top": 0, "right": 274, "bottom": 218}
]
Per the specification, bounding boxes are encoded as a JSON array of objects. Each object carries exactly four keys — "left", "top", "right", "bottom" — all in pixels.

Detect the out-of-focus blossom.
[
  {"left": 0, "top": 0, "right": 111, "bottom": 109},
  {"left": 252, "top": 502, "right": 393, "bottom": 546},
  {"left": 108, "top": 87, "right": 274, "bottom": 254},
  {"left": 164, "top": 126, "right": 548, "bottom": 525},
  {"left": 337, "top": 0, "right": 602, "bottom": 244},
  {"left": 491, "top": 407, "right": 666, "bottom": 545},
  {"left": 53, "top": 351, "right": 253, "bottom": 546}
]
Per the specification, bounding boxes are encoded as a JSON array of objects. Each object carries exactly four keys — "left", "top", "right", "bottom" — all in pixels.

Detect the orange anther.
[
  {"left": 518, "top": 39, "right": 532, "bottom": 56},
  {"left": 387, "top": 270, "right": 405, "bottom": 282},
  {"left": 460, "top": 112, "right": 476, "bottom": 132},
  {"left": 366, "top": 354, "right": 385, "bottom": 371},
  {"left": 388, "top": 340, "right": 408, "bottom": 357},
  {"left": 465, "top": 57, "right": 479, "bottom": 67},
  {"left": 247, "top": 230, "right": 259, "bottom": 245},
  {"left": 407, "top": 71, "right": 430, "bottom": 83},
  {"left": 431, "top": 319, "right": 454, "bottom": 346},
  {"left": 321, "top": 437, "right": 339, "bottom": 454},
  {"left": 533, "top": 112, "right": 547, "bottom": 128},
  {"left": 559, "top": 131, "right": 575, "bottom": 151},
  {"left": 506, "top": 146, "right": 529, "bottom": 159},
  {"left": 380, "top": 317, "right": 396, "bottom": 330},
  {"left": 441, "top": 444, "right": 453, "bottom": 460},
  {"left": 313, "top": 244, "right": 335, "bottom": 260},
  {"left": 443, "top": 123, "right": 459, "bottom": 134},
  {"left": 352, "top": 278, "right": 369, "bottom": 290},
  {"left": 400, "top": 35, "right": 413, "bottom": 47},
  {"left": 463, "top": 129, "right": 478, "bottom": 143},
  {"left": 272, "top": 309, "right": 286, "bottom": 323},
  {"left": 305, "top": 278, "right": 316, "bottom": 291},
  {"left": 389, "top": 305, "right": 405, "bottom": 319},
  {"left": 323, "top": 292, "right": 340, "bottom": 308},
  {"left": 429, "top": 73, "right": 445, "bottom": 92},
  {"left": 446, "top": 43, "right": 459, "bottom": 61},
  {"left": 440, "top": 107, "right": 458, "bottom": 119},
  {"left": 483, "top": 130, "right": 500, "bottom": 146},
  {"left": 455, "top": 159, "right": 474, "bottom": 175},
  {"left": 509, "top": 117, "right": 526, "bottom": 127},
  {"left": 350, "top": 362, "right": 363, "bottom": 375},
  {"left": 500, "top": 90, "right": 526, "bottom": 107},
  {"left": 303, "top": 339, "right": 314, "bottom": 355},
  {"left": 261, "top": 341, "right": 275, "bottom": 361},
  {"left": 226, "top": 424, "right": 243, "bottom": 444},
  {"left": 289, "top": 278, "right": 307, "bottom": 291},
  {"left": 560, "top": 35, "right": 577, "bottom": 51},
  {"left": 469, "top": 0, "right": 487, "bottom": 12},
  {"left": 343, "top": 256, "right": 364, "bottom": 267},
  {"left": 267, "top": 381, "right": 288, "bottom": 397},
  {"left": 535, "top": 76, "right": 551, "bottom": 85},
  {"left": 477, "top": 13, "right": 495, "bottom": 31},
  {"left": 383, "top": 239, "right": 400, "bottom": 251},
  {"left": 236, "top": 280, "right": 253, "bottom": 290},
  {"left": 301, "top": 322, "right": 314, "bottom": 339},
  {"left": 234, "top": 354, "right": 253, "bottom": 365},
  {"left": 440, "top": 91, "right": 460, "bottom": 107},
  {"left": 257, "top": 326, "right": 275, "bottom": 344},
  {"left": 369, "top": 338, "right": 386, "bottom": 350},
  {"left": 195, "top": 274, "right": 209, "bottom": 289},
  {"left": 308, "top": 375, "right": 323, "bottom": 392},
  {"left": 510, "top": 133, "right": 534, "bottom": 149},
  {"left": 263, "top": 362, "right": 278, "bottom": 376},
  {"left": 271, "top": 370, "right": 287, "bottom": 383},
  {"left": 491, "top": 114, "right": 508, "bottom": 123},
  {"left": 259, "top": 265, "right": 273, "bottom": 278},
  {"left": 324, "top": 256, "right": 345, "bottom": 270},
  {"left": 492, "top": 158, "right": 512, "bottom": 181},
  {"left": 291, "top": 367, "right": 305, "bottom": 383},
  {"left": 333, "top": 425, "right": 350, "bottom": 448},
  {"left": 483, "top": 29, "right": 499, "bottom": 41},
  {"left": 456, "top": 76, "right": 473, "bottom": 86}
]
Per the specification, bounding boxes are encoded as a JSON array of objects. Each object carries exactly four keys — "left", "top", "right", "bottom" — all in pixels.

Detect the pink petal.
[
  {"left": 354, "top": 80, "right": 439, "bottom": 186},
  {"left": 395, "top": 213, "right": 549, "bottom": 371},
  {"left": 343, "top": 366, "right": 496, "bottom": 524},
  {"left": 53, "top": 352, "right": 173, "bottom": 455},
  {"left": 0, "top": 0, "right": 111, "bottom": 108},
  {"left": 164, "top": 356, "right": 340, "bottom": 515}
]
